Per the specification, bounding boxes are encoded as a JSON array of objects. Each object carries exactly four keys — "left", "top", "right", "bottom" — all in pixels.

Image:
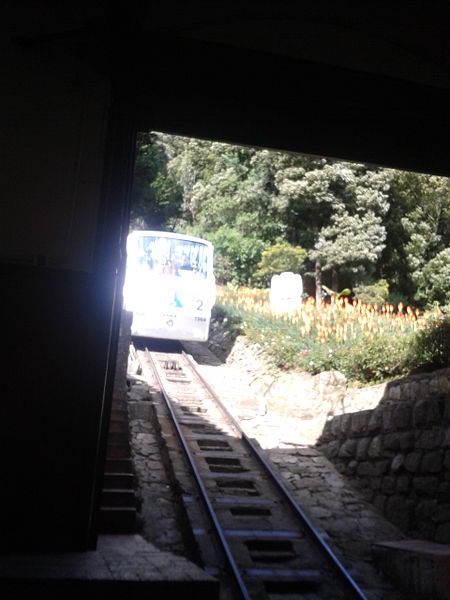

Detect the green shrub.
[
  {"left": 353, "top": 278, "right": 389, "bottom": 306},
  {"left": 333, "top": 333, "right": 414, "bottom": 383},
  {"left": 253, "top": 240, "right": 307, "bottom": 287},
  {"left": 419, "top": 248, "right": 450, "bottom": 307},
  {"left": 208, "top": 227, "right": 264, "bottom": 285},
  {"left": 387, "top": 291, "right": 409, "bottom": 308},
  {"left": 411, "top": 313, "right": 450, "bottom": 369},
  {"left": 210, "top": 304, "right": 243, "bottom": 340}
]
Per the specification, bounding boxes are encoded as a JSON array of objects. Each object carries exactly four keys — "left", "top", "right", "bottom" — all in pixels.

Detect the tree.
[
  {"left": 130, "top": 132, "right": 181, "bottom": 229},
  {"left": 208, "top": 226, "right": 265, "bottom": 285},
  {"left": 275, "top": 158, "right": 391, "bottom": 305},
  {"left": 157, "top": 136, "right": 286, "bottom": 282},
  {"left": 420, "top": 248, "right": 450, "bottom": 307},
  {"left": 384, "top": 171, "right": 450, "bottom": 306},
  {"left": 401, "top": 175, "right": 450, "bottom": 306}
]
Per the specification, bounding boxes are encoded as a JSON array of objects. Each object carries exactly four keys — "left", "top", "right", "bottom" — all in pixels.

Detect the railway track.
[{"left": 138, "top": 346, "right": 367, "bottom": 600}]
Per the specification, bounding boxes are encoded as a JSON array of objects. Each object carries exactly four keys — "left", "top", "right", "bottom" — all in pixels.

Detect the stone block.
[
  {"left": 319, "top": 420, "right": 332, "bottom": 442},
  {"left": 361, "top": 488, "right": 374, "bottom": 502},
  {"left": 396, "top": 475, "right": 411, "bottom": 494},
  {"left": 420, "top": 379, "right": 430, "bottom": 400},
  {"left": 346, "top": 460, "right": 357, "bottom": 474},
  {"left": 417, "top": 428, "right": 443, "bottom": 450},
  {"left": 356, "top": 461, "right": 371, "bottom": 476},
  {"left": 404, "top": 451, "right": 423, "bottom": 473},
  {"left": 128, "top": 401, "right": 152, "bottom": 421},
  {"left": 419, "top": 522, "right": 438, "bottom": 542},
  {"left": 399, "top": 431, "right": 415, "bottom": 451},
  {"left": 413, "top": 476, "right": 439, "bottom": 496},
  {"left": 383, "top": 432, "right": 401, "bottom": 451},
  {"left": 373, "top": 493, "right": 386, "bottom": 512},
  {"left": 373, "top": 460, "right": 389, "bottom": 476},
  {"left": 330, "top": 417, "right": 342, "bottom": 438},
  {"left": 444, "top": 397, "right": 450, "bottom": 420},
  {"left": 444, "top": 449, "right": 450, "bottom": 469},
  {"left": 326, "top": 440, "right": 340, "bottom": 458},
  {"left": 338, "top": 438, "right": 357, "bottom": 458},
  {"left": 385, "top": 495, "right": 412, "bottom": 530},
  {"left": 410, "top": 381, "right": 421, "bottom": 401},
  {"left": 392, "top": 404, "right": 411, "bottom": 430},
  {"left": 388, "top": 385, "right": 401, "bottom": 401},
  {"left": 445, "top": 428, "right": 450, "bottom": 448},
  {"left": 431, "top": 504, "right": 450, "bottom": 523},
  {"left": 368, "top": 408, "right": 382, "bottom": 432},
  {"left": 429, "top": 397, "right": 444, "bottom": 422},
  {"left": 339, "top": 413, "right": 352, "bottom": 435},
  {"left": 350, "top": 411, "right": 369, "bottom": 435},
  {"left": 413, "top": 398, "right": 429, "bottom": 426},
  {"left": 421, "top": 450, "right": 443, "bottom": 473},
  {"left": 310, "top": 506, "right": 333, "bottom": 519},
  {"left": 391, "top": 454, "right": 405, "bottom": 472},
  {"left": 381, "top": 476, "right": 396, "bottom": 494},
  {"left": 438, "top": 377, "right": 450, "bottom": 396},
  {"left": 437, "top": 482, "right": 450, "bottom": 500},
  {"left": 356, "top": 437, "right": 371, "bottom": 460},
  {"left": 430, "top": 377, "right": 440, "bottom": 395},
  {"left": 327, "top": 472, "right": 345, "bottom": 488},
  {"left": 382, "top": 407, "right": 394, "bottom": 431},
  {"left": 415, "top": 499, "right": 437, "bottom": 519},
  {"left": 368, "top": 435, "right": 383, "bottom": 458},
  {"left": 402, "top": 383, "right": 412, "bottom": 400},
  {"left": 370, "top": 477, "right": 383, "bottom": 491},
  {"left": 434, "top": 523, "right": 450, "bottom": 544}
]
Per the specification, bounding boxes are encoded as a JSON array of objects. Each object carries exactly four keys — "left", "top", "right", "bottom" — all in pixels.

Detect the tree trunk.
[
  {"left": 332, "top": 267, "right": 339, "bottom": 292},
  {"left": 315, "top": 259, "right": 322, "bottom": 310}
]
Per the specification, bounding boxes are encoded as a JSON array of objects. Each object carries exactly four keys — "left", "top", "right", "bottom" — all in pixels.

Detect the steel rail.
[
  {"left": 182, "top": 349, "right": 368, "bottom": 600},
  {"left": 145, "top": 349, "right": 251, "bottom": 600}
]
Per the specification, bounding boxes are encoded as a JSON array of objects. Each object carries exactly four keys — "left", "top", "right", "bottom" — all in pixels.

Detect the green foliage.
[
  {"left": 419, "top": 248, "right": 450, "bottom": 307},
  {"left": 253, "top": 240, "right": 307, "bottom": 286},
  {"left": 131, "top": 132, "right": 181, "bottom": 229},
  {"left": 332, "top": 333, "right": 414, "bottom": 382},
  {"left": 387, "top": 291, "right": 409, "bottom": 308},
  {"left": 208, "top": 227, "right": 264, "bottom": 285},
  {"left": 353, "top": 278, "right": 389, "bottom": 306},
  {"left": 411, "top": 313, "right": 450, "bottom": 369},
  {"left": 385, "top": 171, "right": 450, "bottom": 305},
  {"left": 275, "top": 160, "right": 391, "bottom": 285},
  {"left": 210, "top": 304, "right": 243, "bottom": 346}
]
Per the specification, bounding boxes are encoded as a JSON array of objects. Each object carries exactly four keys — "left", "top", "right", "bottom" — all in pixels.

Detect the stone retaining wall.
[{"left": 317, "top": 368, "right": 450, "bottom": 544}]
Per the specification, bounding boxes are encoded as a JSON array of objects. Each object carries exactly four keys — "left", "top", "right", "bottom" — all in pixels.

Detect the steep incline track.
[{"left": 142, "top": 348, "right": 367, "bottom": 600}]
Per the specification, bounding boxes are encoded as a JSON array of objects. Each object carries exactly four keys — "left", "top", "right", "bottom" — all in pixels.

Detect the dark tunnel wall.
[
  {"left": 0, "top": 2, "right": 448, "bottom": 552},
  {"left": 0, "top": 42, "right": 122, "bottom": 550}
]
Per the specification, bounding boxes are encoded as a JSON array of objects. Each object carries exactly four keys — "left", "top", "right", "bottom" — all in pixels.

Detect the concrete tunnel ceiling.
[
  {"left": 5, "top": 1, "right": 450, "bottom": 175},
  {"left": 139, "top": 4, "right": 450, "bottom": 89}
]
